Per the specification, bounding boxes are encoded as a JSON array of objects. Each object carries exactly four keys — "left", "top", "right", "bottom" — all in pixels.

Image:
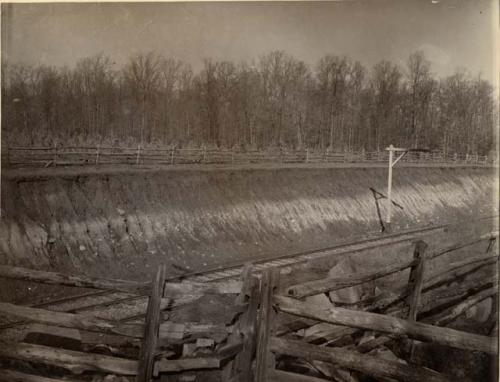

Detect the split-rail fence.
[{"left": 0, "top": 230, "right": 497, "bottom": 381}]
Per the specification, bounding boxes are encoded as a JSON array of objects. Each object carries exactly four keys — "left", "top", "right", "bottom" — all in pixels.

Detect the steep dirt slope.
[{"left": 0, "top": 166, "right": 497, "bottom": 282}]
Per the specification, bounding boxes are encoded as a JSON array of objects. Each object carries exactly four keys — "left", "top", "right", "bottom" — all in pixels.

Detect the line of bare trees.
[{"left": 1, "top": 50, "right": 495, "bottom": 155}]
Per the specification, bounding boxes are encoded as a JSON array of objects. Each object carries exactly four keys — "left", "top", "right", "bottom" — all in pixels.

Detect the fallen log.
[
  {"left": 0, "top": 265, "right": 149, "bottom": 293},
  {"left": 0, "top": 341, "right": 137, "bottom": 375},
  {"left": 274, "top": 295, "right": 496, "bottom": 354},
  {"left": 270, "top": 337, "right": 452, "bottom": 382}
]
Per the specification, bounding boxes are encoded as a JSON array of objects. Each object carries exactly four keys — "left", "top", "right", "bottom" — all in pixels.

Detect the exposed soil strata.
[{"left": 0, "top": 166, "right": 497, "bottom": 285}]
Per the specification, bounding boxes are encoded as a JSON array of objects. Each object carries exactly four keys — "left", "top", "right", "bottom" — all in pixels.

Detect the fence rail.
[{"left": 1, "top": 145, "right": 497, "bottom": 168}]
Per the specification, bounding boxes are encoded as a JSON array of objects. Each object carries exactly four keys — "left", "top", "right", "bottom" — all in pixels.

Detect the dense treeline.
[{"left": 1, "top": 50, "right": 495, "bottom": 154}]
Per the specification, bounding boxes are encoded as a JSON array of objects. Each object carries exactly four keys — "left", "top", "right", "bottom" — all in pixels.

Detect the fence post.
[
  {"left": 408, "top": 240, "right": 428, "bottom": 321},
  {"left": 95, "top": 145, "right": 100, "bottom": 165},
  {"left": 305, "top": 148, "right": 309, "bottom": 163},
  {"left": 255, "top": 268, "right": 279, "bottom": 382},
  {"left": 231, "top": 147, "right": 235, "bottom": 164},
  {"left": 136, "top": 145, "right": 141, "bottom": 165},
  {"left": 406, "top": 240, "right": 428, "bottom": 358},
  {"left": 203, "top": 145, "right": 207, "bottom": 163},
  {"left": 170, "top": 146, "right": 175, "bottom": 165}
]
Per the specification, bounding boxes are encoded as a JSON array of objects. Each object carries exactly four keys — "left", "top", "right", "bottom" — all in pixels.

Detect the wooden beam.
[
  {"left": 0, "top": 341, "right": 137, "bottom": 375},
  {"left": 274, "top": 295, "right": 496, "bottom": 354},
  {"left": 0, "top": 302, "right": 143, "bottom": 338},
  {"left": 137, "top": 264, "right": 166, "bottom": 382},
  {"left": 255, "top": 268, "right": 279, "bottom": 382},
  {"left": 270, "top": 337, "right": 452, "bottom": 382},
  {"left": 0, "top": 265, "right": 149, "bottom": 293},
  {"left": 286, "top": 258, "right": 416, "bottom": 299}
]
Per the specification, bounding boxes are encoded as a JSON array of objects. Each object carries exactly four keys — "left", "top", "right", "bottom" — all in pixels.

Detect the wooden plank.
[
  {"left": 255, "top": 268, "right": 279, "bottom": 382},
  {"left": 0, "top": 341, "right": 137, "bottom": 375},
  {"left": 137, "top": 264, "right": 167, "bottom": 382},
  {"left": 270, "top": 337, "right": 452, "bottom": 382},
  {"left": 274, "top": 295, "right": 496, "bottom": 354},
  {"left": 0, "top": 369, "right": 84, "bottom": 382},
  {"left": 0, "top": 265, "right": 149, "bottom": 293},
  {"left": 0, "top": 302, "right": 143, "bottom": 338},
  {"left": 407, "top": 241, "right": 428, "bottom": 321},
  {"left": 286, "top": 258, "right": 416, "bottom": 299}
]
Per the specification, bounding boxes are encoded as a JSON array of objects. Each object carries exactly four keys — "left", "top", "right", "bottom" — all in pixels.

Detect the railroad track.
[{"left": 1, "top": 215, "right": 497, "bottom": 330}]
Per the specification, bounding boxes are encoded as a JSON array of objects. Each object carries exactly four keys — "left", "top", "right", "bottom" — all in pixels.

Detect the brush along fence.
[
  {"left": 1, "top": 145, "right": 496, "bottom": 168},
  {"left": 0, "top": 231, "right": 497, "bottom": 381}
]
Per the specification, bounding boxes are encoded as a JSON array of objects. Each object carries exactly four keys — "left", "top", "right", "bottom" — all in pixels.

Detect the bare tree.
[
  {"left": 123, "top": 52, "right": 161, "bottom": 144},
  {"left": 370, "top": 60, "right": 402, "bottom": 151},
  {"left": 405, "top": 51, "right": 434, "bottom": 148}
]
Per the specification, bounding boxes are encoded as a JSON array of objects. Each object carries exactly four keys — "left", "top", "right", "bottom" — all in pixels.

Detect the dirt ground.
[{"left": 0, "top": 164, "right": 497, "bottom": 303}]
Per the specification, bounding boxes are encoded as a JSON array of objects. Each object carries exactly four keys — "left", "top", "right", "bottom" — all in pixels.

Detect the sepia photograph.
[{"left": 0, "top": 1, "right": 498, "bottom": 381}]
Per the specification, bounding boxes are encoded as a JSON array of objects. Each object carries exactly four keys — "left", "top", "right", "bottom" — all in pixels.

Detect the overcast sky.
[{"left": 1, "top": 1, "right": 497, "bottom": 83}]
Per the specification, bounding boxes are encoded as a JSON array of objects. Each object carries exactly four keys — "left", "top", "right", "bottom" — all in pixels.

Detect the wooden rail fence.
[
  {"left": 1, "top": 145, "right": 497, "bottom": 168},
  {"left": 0, "top": 231, "right": 497, "bottom": 381}
]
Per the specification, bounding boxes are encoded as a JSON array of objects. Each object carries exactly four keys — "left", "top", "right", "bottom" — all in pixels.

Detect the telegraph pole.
[{"left": 385, "top": 144, "right": 430, "bottom": 232}]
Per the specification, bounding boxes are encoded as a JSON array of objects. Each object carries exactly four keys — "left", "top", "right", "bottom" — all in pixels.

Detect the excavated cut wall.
[{"left": 0, "top": 166, "right": 497, "bottom": 283}]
